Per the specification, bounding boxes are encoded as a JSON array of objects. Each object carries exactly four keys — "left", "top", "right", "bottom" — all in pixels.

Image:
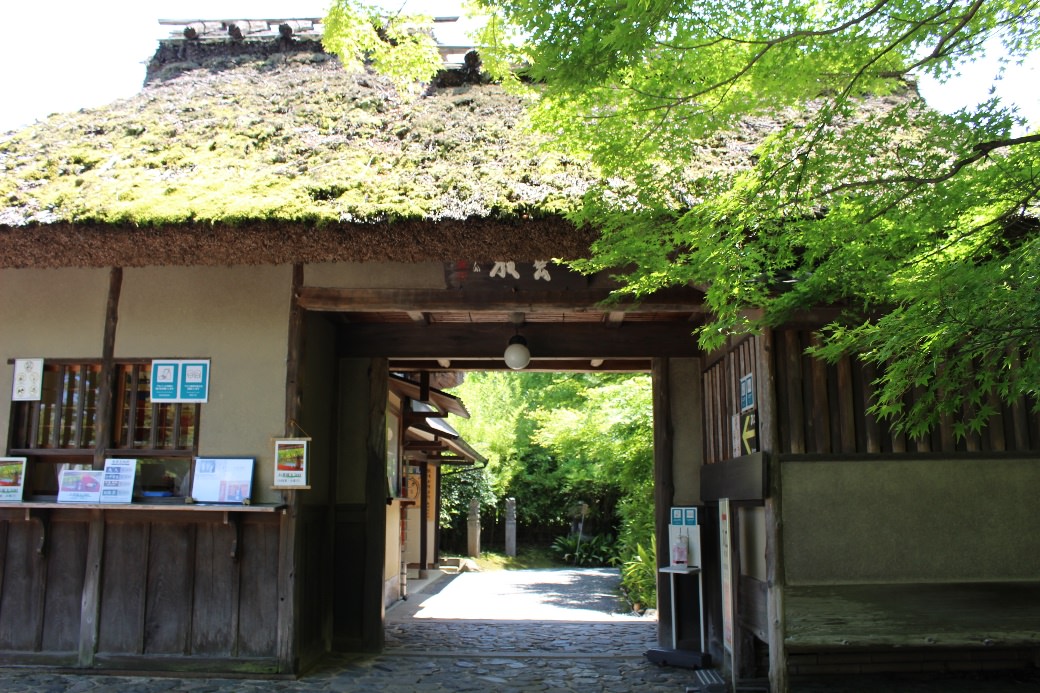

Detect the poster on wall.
[
  {"left": 0, "top": 457, "right": 27, "bottom": 502},
  {"left": 272, "top": 438, "right": 310, "bottom": 489},
  {"left": 57, "top": 469, "right": 104, "bottom": 503},
  {"left": 11, "top": 358, "right": 44, "bottom": 401},
  {"left": 150, "top": 359, "right": 210, "bottom": 403},
  {"left": 101, "top": 458, "right": 137, "bottom": 504},
  {"left": 190, "top": 457, "right": 253, "bottom": 504}
]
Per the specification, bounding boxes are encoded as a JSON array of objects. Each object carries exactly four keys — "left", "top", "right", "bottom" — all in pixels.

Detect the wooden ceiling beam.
[
  {"left": 389, "top": 358, "right": 652, "bottom": 372},
  {"left": 339, "top": 322, "right": 700, "bottom": 358},
  {"left": 297, "top": 286, "right": 706, "bottom": 314}
]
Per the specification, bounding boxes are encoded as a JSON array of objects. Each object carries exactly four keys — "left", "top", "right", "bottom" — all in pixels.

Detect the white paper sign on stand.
[{"left": 101, "top": 459, "right": 137, "bottom": 504}]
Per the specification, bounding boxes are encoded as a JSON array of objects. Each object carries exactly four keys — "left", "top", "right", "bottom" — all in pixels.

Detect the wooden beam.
[
  {"left": 339, "top": 323, "right": 700, "bottom": 358},
  {"left": 297, "top": 286, "right": 706, "bottom": 314},
  {"left": 389, "top": 357, "right": 652, "bottom": 372}
]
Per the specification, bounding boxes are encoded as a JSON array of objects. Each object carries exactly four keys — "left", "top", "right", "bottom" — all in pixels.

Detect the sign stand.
[{"left": 645, "top": 507, "right": 710, "bottom": 670}]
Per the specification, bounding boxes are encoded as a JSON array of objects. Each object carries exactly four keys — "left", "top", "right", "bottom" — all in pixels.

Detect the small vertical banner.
[{"left": 273, "top": 438, "right": 310, "bottom": 489}]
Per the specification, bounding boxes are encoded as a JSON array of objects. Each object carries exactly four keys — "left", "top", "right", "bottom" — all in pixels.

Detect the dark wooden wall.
[
  {"left": 705, "top": 329, "right": 1040, "bottom": 465},
  {"left": 773, "top": 328, "right": 1040, "bottom": 455},
  {"left": 0, "top": 508, "right": 283, "bottom": 673},
  {"left": 704, "top": 335, "right": 761, "bottom": 465}
]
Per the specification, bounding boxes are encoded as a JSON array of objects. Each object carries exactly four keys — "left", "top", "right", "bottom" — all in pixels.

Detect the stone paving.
[
  {"left": 0, "top": 568, "right": 701, "bottom": 693},
  {"left": 1, "top": 568, "right": 1037, "bottom": 692}
]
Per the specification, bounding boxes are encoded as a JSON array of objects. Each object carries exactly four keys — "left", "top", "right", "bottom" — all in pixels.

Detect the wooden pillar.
[
  {"left": 277, "top": 264, "right": 304, "bottom": 673},
  {"left": 419, "top": 462, "right": 429, "bottom": 572},
  {"left": 759, "top": 328, "right": 788, "bottom": 692},
  {"left": 363, "top": 359, "right": 388, "bottom": 651},
  {"left": 652, "top": 357, "right": 675, "bottom": 647},
  {"left": 80, "top": 267, "right": 122, "bottom": 666}
]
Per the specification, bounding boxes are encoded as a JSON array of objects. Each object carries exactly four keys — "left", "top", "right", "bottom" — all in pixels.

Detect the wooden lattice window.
[{"left": 8, "top": 360, "right": 200, "bottom": 497}]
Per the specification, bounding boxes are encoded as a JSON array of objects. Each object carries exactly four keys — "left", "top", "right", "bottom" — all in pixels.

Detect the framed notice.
[
  {"left": 273, "top": 438, "right": 310, "bottom": 489},
  {"left": 58, "top": 469, "right": 103, "bottom": 503},
  {"left": 11, "top": 358, "right": 44, "bottom": 401},
  {"left": 190, "top": 457, "right": 253, "bottom": 504},
  {"left": 0, "top": 457, "right": 27, "bottom": 502}
]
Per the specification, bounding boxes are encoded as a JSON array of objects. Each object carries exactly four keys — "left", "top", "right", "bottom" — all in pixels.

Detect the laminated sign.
[{"left": 151, "top": 359, "right": 210, "bottom": 403}]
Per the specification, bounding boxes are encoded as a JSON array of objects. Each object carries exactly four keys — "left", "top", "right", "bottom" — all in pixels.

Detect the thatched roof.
[
  {"left": 0, "top": 36, "right": 919, "bottom": 270},
  {"left": 0, "top": 48, "right": 601, "bottom": 268}
]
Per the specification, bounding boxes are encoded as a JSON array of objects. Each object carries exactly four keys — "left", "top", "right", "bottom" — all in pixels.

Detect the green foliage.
[
  {"left": 438, "top": 466, "right": 496, "bottom": 528},
  {"left": 474, "top": 0, "right": 1040, "bottom": 436},
  {"left": 620, "top": 536, "right": 658, "bottom": 610},
  {"left": 451, "top": 372, "right": 654, "bottom": 548},
  {"left": 551, "top": 533, "right": 619, "bottom": 567},
  {"left": 323, "top": 1, "right": 442, "bottom": 93}
]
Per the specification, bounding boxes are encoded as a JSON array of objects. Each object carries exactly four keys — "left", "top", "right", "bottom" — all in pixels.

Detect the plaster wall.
[
  {"left": 782, "top": 457, "right": 1040, "bottom": 584},
  {"left": 0, "top": 268, "right": 110, "bottom": 445},
  {"left": 669, "top": 358, "right": 704, "bottom": 505},
  {"left": 117, "top": 265, "right": 292, "bottom": 505},
  {"left": 739, "top": 506, "right": 767, "bottom": 581},
  {"left": 305, "top": 262, "right": 445, "bottom": 289}
]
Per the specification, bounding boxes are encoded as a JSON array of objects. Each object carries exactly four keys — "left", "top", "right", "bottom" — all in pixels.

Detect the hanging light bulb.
[{"left": 503, "top": 334, "right": 531, "bottom": 370}]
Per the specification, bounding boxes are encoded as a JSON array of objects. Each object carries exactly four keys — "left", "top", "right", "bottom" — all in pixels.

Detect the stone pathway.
[
  {"left": 0, "top": 568, "right": 700, "bottom": 693},
  {"left": 1, "top": 567, "right": 1036, "bottom": 692}
]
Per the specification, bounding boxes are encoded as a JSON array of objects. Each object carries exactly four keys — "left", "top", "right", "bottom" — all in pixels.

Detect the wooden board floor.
[{"left": 784, "top": 582, "right": 1040, "bottom": 649}]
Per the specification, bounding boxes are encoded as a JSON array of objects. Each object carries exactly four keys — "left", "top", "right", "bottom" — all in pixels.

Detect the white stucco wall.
[
  {"left": 0, "top": 268, "right": 111, "bottom": 445},
  {"left": 117, "top": 265, "right": 292, "bottom": 504}
]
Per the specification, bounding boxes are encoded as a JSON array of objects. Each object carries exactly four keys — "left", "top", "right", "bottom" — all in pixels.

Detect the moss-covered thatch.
[
  {"left": 0, "top": 51, "right": 603, "bottom": 268},
  {"left": 1, "top": 52, "right": 592, "bottom": 227}
]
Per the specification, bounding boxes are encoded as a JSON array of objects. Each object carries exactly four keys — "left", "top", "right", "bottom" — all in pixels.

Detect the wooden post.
[
  {"left": 79, "top": 267, "right": 122, "bottom": 666},
  {"left": 759, "top": 328, "right": 788, "bottom": 692},
  {"left": 94, "top": 267, "right": 121, "bottom": 469},
  {"left": 652, "top": 358, "right": 675, "bottom": 647},
  {"left": 420, "top": 462, "right": 429, "bottom": 570},
  {"left": 79, "top": 510, "right": 105, "bottom": 667},
  {"left": 277, "top": 264, "right": 304, "bottom": 674},
  {"left": 363, "top": 359, "right": 388, "bottom": 652}
]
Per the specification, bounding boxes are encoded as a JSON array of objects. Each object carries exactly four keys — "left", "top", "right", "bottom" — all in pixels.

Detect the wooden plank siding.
[
  {"left": 703, "top": 335, "right": 758, "bottom": 465},
  {"left": 0, "top": 508, "right": 282, "bottom": 671},
  {"left": 705, "top": 328, "right": 1040, "bottom": 464}
]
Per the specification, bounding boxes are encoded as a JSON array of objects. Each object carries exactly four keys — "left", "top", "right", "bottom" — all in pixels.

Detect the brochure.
[{"left": 191, "top": 458, "right": 253, "bottom": 503}]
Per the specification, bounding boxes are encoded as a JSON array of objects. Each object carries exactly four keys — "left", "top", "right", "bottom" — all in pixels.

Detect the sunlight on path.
[{"left": 410, "top": 567, "right": 651, "bottom": 622}]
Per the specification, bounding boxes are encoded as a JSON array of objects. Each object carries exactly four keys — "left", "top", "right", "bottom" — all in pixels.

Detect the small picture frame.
[
  {"left": 0, "top": 457, "right": 27, "bottom": 502},
  {"left": 189, "top": 457, "right": 254, "bottom": 504},
  {"left": 273, "top": 438, "right": 310, "bottom": 490}
]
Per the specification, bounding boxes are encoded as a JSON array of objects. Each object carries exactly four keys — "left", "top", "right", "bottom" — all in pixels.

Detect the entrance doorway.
[{"left": 290, "top": 272, "right": 712, "bottom": 663}]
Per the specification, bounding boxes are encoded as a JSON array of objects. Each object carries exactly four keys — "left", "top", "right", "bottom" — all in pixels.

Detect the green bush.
[
  {"left": 620, "top": 536, "right": 657, "bottom": 610},
  {"left": 550, "top": 533, "right": 619, "bottom": 567}
]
